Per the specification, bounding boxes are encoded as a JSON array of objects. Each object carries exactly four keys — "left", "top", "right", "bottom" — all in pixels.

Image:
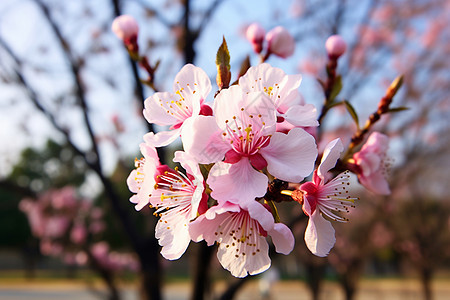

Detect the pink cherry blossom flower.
[
  {"left": 189, "top": 201, "right": 294, "bottom": 278},
  {"left": 70, "top": 221, "right": 87, "bottom": 245},
  {"left": 181, "top": 86, "right": 317, "bottom": 204},
  {"left": 126, "top": 142, "right": 162, "bottom": 210},
  {"left": 246, "top": 23, "right": 265, "bottom": 54},
  {"left": 238, "top": 63, "right": 318, "bottom": 129},
  {"left": 19, "top": 198, "right": 45, "bottom": 237},
  {"left": 111, "top": 15, "right": 139, "bottom": 43},
  {"left": 351, "top": 132, "right": 391, "bottom": 195},
  {"left": 148, "top": 151, "right": 208, "bottom": 260},
  {"left": 325, "top": 35, "right": 347, "bottom": 58},
  {"left": 52, "top": 187, "right": 78, "bottom": 210},
  {"left": 298, "top": 139, "right": 357, "bottom": 257},
  {"left": 143, "top": 64, "right": 212, "bottom": 147},
  {"left": 265, "top": 26, "right": 295, "bottom": 58}
]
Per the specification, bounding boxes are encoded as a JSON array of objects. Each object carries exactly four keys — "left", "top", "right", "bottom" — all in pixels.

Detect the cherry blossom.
[
  {"left": 189, "top": 201, "right": 294, "bottom": 278},
  {"left": 325, "top": 35, "right": 347, "bottom": 58},
  {"left": 265, "top": 26, "right": 295, "bottom": 58},
  {"left": 297, "top": 138, "right": 357, "bottom": 257},
  {"left": 181, "top": 85, "right": 317, "bottom": 204},
  {"left": 147, "top": 151, "right": 208, "bottom": 260},
  {"left": 111, "top": 15, "right": 139, "bottom": 43},
  {"left": 126, "top": 142, "right": 162, "bottom": 210},
  {"left": 143, "top": 64, "right": 212, "bottom": 147},
  {"left": 351, "top": 132, "right": 391, "bottom": 195},
  {"left": 246, "top": 23, "right": 265, "bottom": 54},
  {"left": 238, "top": 63, "right": 318, "bottom": 129}
]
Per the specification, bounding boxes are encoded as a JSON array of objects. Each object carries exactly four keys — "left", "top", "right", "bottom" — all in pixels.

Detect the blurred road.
[{"left": 0, "top": 279, "right": 449, "bottom": 300}]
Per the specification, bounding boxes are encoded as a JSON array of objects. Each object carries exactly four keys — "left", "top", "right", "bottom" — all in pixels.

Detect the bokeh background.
[{"left": 0, "top": 0, "right": 449, "bottom": 299}]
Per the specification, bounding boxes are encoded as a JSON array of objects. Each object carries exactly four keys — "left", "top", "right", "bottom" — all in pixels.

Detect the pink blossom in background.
[
  {"left": 51, "top": 187, "right": 77, "bottom": 210},
  {"left": 91, "top": 207, "right": 104, "bottom": 220},
  {"left": 19, "top": 199, "right": 45, "bottom": 237},
  {"left": 143, "top": 64, "right": 212, "bottom": 147},
  {"left": 298, "top": 139, "right": 357, "bottom": 257},
  {"left": 45, "top": 216, "right": 70, "bottom": 238},
  {"left": 111, "top": 15, "right": 139, "bottom": 43},
  {"left": 75, "top": 251, "right": 88, "bottom": 266},
  {"left": 358, "top": 25, "right": 393, "bottom": 47},
  {"left": 422, "top": 20, "right": 445, "bottom": 48},
  {"left": 298, "top": 59, "right": 320, "bottom": 77},
  {"left": 352, "top": 132, "right": 391, "bottom": 195},
  {"left": 89, "top": 220, "right": 106, "bottom": 234},
  {"left": 373, "top": 4, "right": 395, "bottom": 22},
  {"left": 189, "top": 201, "right": 294, "bottom": 278},
  {"left": 265, "top": 26, "right": 295, "bottom": 58},
  {"left": 71, "top": 221, "right": 87, "bottom": 245},
  {"left": 91, "top": 241, "right": 110, "bottom": 267}
]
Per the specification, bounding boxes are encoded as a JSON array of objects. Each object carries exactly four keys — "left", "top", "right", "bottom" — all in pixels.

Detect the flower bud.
[
  {"left": 265, "top": 26, "right": 295, "bottom": 58},
  {"left": 112, "top": 15, "right": 139, "bottom": 43},
  {"left": 246, "top": 23, "right": 265, "bottom": 54},
  {"left": 325, "top": 35, "right": 347, "bottom": 58}
]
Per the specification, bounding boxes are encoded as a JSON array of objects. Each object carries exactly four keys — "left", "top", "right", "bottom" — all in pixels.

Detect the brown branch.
[
  {"left": 34, "top": 0, "right": 102, "bottom": 171},
  {"left": 0, "top": 33, "right": 150, "bottom": 298}
]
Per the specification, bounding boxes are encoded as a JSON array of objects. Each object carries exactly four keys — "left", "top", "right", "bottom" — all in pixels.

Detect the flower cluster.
[
  {"left": 126, "top": 58, "right": 394, "bottom": 277},
  {"left": 117, "top": 17, "right": 399, "bottom": 276},
  {"left": 20, "top": 187, "right": 138, "bottom": 272}
]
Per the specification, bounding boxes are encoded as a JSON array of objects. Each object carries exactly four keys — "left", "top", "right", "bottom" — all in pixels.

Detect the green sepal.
[
  {"left": 329, "top": 75, "right": 342, "bottom": 102},
  {"left": 344, "top": 100, "right": 360, "bottom": 130}
]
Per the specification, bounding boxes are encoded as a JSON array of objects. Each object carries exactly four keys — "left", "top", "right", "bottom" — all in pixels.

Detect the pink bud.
[
  {"left": 112, "top": 15, "right": 139, "bottom": 42},
  {"left": 246, "top": 23, "right": 265, "bottom": 54},
  {"left": 325, "top": 35, "right": 347, "bottom": 58},
  {"left": 265, "top": 26, "right": 295, "bottom": 58}
]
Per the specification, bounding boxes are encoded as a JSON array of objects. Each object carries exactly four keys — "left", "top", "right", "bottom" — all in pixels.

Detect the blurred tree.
[{"left": 0, "top": 0, "right": 449, "bottom": 300}]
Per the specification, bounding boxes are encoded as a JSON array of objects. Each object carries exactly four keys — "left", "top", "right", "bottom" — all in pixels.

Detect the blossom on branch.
[
  {"left": 351, "top": 132, "right": 391, "bottom": 195},
  {"left": 181, "top": 85, "right": 317, "bottom": 204},
  {"left": 189, "top": 201, "right": 294, "bottom": 278},
  {"left": 238, "top": 63, "right": 318, "bottom": 129},
  {"left": 265, "top": 26, "right": 295, "bottom": 58},
  {"left": 296, "top": 139, "right": 357, "bottom": 257},
  {"left": 112, "top": 15, "right": 139, "bottom": 44},
  {"left": 143, "top": 64, "right": 212, "bottom": 147}
]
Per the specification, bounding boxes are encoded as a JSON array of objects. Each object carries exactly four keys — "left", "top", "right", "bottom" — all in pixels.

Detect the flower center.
[
  {"left": 158, "top": 86, "right": 197, "bottom": 122},
  {"left": 150, "top": 167, "right": 196, "bottom": 210},
  {"left": 222, "top": 110, "right": 271, "bottom": 165}
]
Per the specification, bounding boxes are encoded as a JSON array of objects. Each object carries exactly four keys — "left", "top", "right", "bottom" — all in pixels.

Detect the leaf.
[
  {"left": 329, "top": 75, "right": 342, "bottom": 101},
  {"left": 215, "top": 36, "right": 230, "bottom": 68},
  {"left": 344, "top": 100, "right": 360, "bottom": 129},
  {"left": 327, "top": 100, "right": 344, "bottom": 109},
  {"left": 215, "top": 36, "right": 231, "bottom": 89},
  {"left": 388, "top": 75, "right": 404, "bottom": 95},
  {"left": 387, "top": 106, "right": 410, "bottom": 113}
]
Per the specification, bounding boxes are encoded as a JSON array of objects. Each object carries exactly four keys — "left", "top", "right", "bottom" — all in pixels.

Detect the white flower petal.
[
  {"left": 144, "top": 129, "right": 181, "bottom": 148},
  {"left": 304, "top": 210, "right": 336, "bottom": 257},
  {"left": 268, "top": 223, "right": 295, "bottom": 255},
  {"left": 181, "top": 116, "right": 229, "bottom": 164},
  {"left": 283, "top": 103, "right": 319, "bottom": 127},
  {"left": 260, "top": 128, "right": 318, "bottom": 182},
  {"left": 317, "top": 138, "right": 344, "bottom": 179},
  {"left": 208, "top": 159, "right": 268, "bottom": 205},
  {"left": 143, "top": 92, "right": 179, "bottom": 126}
]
